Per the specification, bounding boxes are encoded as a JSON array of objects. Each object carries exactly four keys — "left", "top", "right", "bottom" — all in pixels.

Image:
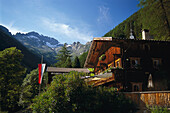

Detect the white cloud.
[
  {"left": 97, "top": 6, "right": 111, "bottom": 24},
  {"left": 41, "top": 18, "right": 93, "bottom": 43},
  {"left": 0, "top": 22, "right": 26, "bottom": 35}
]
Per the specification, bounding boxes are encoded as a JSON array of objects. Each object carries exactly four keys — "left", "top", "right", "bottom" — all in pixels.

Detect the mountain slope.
[
  {"left": 104, "top": 0, "right": 170, "bottom": 40},
  {"left": 0, "top": 25, "right": 43, "bottom": 71},
  {"left": 67, "top": 41, "right": 91, "bottom": 57},
  {"left": 54, "top": 41, "right": 91, "bottom": 59},
  {"left": 14, "top": 31, "right": 91, "bottom": 63},
  {"left": 14, "top": 32, "right": 62, "bottom": 64}
]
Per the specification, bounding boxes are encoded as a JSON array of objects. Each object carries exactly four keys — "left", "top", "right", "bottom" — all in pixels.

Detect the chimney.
[{"left": 142, "top": 29, "right": 150, "bottom": 40}]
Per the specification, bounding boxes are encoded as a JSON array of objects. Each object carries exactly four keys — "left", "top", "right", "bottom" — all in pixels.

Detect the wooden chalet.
[{"left": 84, "top": 33, "right": 170, "bottom": 92}]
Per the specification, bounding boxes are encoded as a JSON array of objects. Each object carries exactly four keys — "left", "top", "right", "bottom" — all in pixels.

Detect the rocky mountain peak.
[
  {"left": 14, "top": 31, "right": 61, "bottom": 48},
  {"left": 1, "top": 25, "right": 91, "bottom": 65},
  {"left": 27, "top": 31, "right": 39, "bottom": 36}
]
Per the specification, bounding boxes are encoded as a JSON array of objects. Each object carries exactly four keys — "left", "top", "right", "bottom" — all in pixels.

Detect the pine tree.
[
  {"left": 79, "top": 51, "right": 88, "bottom": 68},
  {"left": 104, "top": 0, "right": 169, "bottom": 40},
  {"left": 64, "top": 57, "right": 72, "bottom": 68},
  {"left": 138, "top": 0, "right": 170, "bottom": 39},
  {"left": 55, "top": 43, "right": 71, "bottom": 67},
  {"left": 72, "top": 56, "right": 80, "bottom": 68}
]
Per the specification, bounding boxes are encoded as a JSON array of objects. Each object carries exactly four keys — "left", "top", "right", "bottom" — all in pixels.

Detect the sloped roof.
[
  {"left": 84, "top": 37, "right": 170, "bottom": 68},
  {"left": 46, "top": 67, "right": 90, "bottom": 73}
]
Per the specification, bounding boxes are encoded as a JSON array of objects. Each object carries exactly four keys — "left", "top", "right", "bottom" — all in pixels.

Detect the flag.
[{"left": 38, "top": 64, "right": 46, "bottom": 84}]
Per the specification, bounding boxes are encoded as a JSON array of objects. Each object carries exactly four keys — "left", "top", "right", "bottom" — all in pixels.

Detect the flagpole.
[
  {"left": 39, "top": 55, "right": 43, "bottom": 95},
  {"left": 41, "top": 55, "right": 43, "bottom": 64}
]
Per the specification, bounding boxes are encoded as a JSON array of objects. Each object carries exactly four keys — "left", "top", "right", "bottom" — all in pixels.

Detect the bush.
[
  {"left": 147, "top": 105, "right": 170, "bottom": 113},
  {"left": 30, "top": 72, "right": 136, "bottom": 113},
  {"left": 19, "top": 68, "right": 48, "bottom": 108}
]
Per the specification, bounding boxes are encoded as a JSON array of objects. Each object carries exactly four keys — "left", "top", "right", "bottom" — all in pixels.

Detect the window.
[
  {"left": 152, "top": 58, "right": 161, "bottom": 69},
  {"left": 153, "top": 60, "right": 159, "bottom": 67},
  {"left": 132, "top": 60, "right": 138, "bottom": 66},
  {"left": 117, "top": 61, "right": 119, "bottom": 67},
  {"left": 115, "top": 58, "right": 122, "bottom": 68},
  {"left": 130, "top": 57, "right": 140, "bottom": 69},
  {"left": 131, "top": 82, "right": 142, "bottom": 92},
  {"left": 143, "top": 44, "right": 150, "bottom": 51},
  {"left": 134, "top": 85, "right": 139, "bottom": 91}
]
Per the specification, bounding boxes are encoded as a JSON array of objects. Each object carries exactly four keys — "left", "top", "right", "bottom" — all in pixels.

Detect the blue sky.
[{"left": 0, "top": 0, "right": 140, "bottom": 44}]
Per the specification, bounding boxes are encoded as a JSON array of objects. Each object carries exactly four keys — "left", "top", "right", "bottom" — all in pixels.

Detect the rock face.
[
  {"left": 13, "top": 32, "right": 60, "bottom": 64},
  {"left": 66, "top": 41, "right": 91, "bottom": 58},
  {"left": 0, "top": 25, "right": 42, "bottom": 71},
  {"left": 0, "top": 25, "right": 91, "bottom": 66},
  {"left": 13, "top": 30, "right": 91, "bottom": 64},
  {"left": 14, "top": 31, "right": 62, "bottom": 48}
]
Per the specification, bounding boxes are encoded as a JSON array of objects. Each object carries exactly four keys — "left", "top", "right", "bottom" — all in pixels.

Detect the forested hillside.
[
  {"left": 0, "top": 27, "right": 43, "bottom": 71},
  {"left": 104, "top": 0, "right": 170, "bottom": 40}
]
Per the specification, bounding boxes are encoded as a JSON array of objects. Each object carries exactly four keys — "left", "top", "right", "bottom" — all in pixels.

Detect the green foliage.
[
  {"left": 72, "top": 56, "right": 81, "bottom": 68},
  {"left": 31, "top": 72, "right": 136, "bottom": 113},
  {"left": 31, "top": 72, "right": 82, "bottom": 113},
  {"left": 19, "top": 68, "right": 48, "bottom": 108},
  {"left": 88, "top": 68, "right": 95, "bottom": 76},
  {"left": 104, "top": 0, "right": 170, "bottom": 40},
  {"left": 0, "top": 47, "right": 26, "bottom": 112},
  {"left": 147, "top": 105, "right": 170, "bottom": 113},
  {"left": 79, "top": 51, "right": 88, "bottom": 68},
  {"left": 64, "top": 57, "right": 72, "bottom": 68},
  {"left": 55, "top": 43, "right": 71, "bottom": 67},
  {"left": 88, "top": 68, "right": 94, "bottom": 72},
  {"left": 138, "top": 0, "right": 158, "bottom": 7},
  {"left": 0, "top": 28, "right": 43, "bottom": 72}
]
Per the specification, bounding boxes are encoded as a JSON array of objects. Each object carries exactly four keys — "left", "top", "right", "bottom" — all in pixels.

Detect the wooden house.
[{"left": 84, "top": 32, "right": 170, "bottom": 92}]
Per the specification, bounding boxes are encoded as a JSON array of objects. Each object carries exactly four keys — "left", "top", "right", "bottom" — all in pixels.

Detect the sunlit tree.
[{"left": 0, "top": 47, "right": 26, "bottom": 112}]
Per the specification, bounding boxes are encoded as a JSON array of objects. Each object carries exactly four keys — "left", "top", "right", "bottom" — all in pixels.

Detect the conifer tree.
[
  {"left": 64, "top": 57, "right": 72, "bottom": 68},
  {"left": 104, "top": 0, "right": 169, "bottom": 40},
  {"left": 55, "top": 43, "right": 71, "bottom": 67},
  {"left": 79, "top": 51, "right": 88, "bottom": 68},
  {"left": 72, "top": 56, "right": 80, "bottom": 68},
  {"left": 138, "top": 0, "right": 170, "bottom": 39}
]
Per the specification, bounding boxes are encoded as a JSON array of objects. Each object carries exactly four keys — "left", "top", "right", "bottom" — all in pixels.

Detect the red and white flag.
[{"left": 38, "top": 64, "right": 46, "bottom": 84}]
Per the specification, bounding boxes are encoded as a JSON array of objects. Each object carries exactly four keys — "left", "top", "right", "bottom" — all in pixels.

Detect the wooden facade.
[
  {"left": 123, "top": 91, "right": 170, "bottom": 112},
  {"left": 84, "top": 37, "right": 170, "bottom": 91}
]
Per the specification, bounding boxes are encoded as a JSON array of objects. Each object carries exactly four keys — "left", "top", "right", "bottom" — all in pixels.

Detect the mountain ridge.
[
  {"left": 11, "top": 28, "right": 91, "bottom": 64},
  {"left": 0, "top": 25, "right": 44, "bottom": 72}
]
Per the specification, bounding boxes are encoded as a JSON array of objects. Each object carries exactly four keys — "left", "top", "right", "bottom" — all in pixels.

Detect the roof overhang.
[
  {"left": 84, "top": 37, "right": 124, "bottom": 68},
  {"left": 84, "top": 37, "right": 170, "bottom": 68},
  {"left": 47, "top": 67, "right": 90, "bottom": 73}
]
